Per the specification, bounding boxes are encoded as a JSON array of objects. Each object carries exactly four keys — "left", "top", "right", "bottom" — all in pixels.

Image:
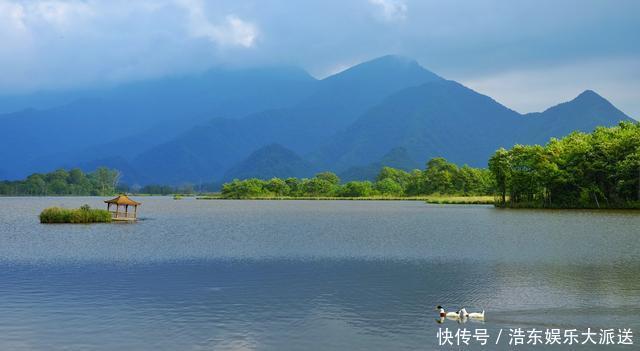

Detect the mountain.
[
  {"left": 301, "top": 55, "right": 442, "bottom": 130},
  {"left": 131, "top": 55, "right": 443, "bottom": 184},
  {"left": 0, "top": 66, "right": 317, "bottom": 179},
  {"left": 313, "top": 79, "right": 523, "bottom": 169},
  {"left": 222, "top": 144, "right": 314, "bottom": 181},
  {"left": 339, "top": 147, "right": 420, "bottom": 181},
  {"left": 313, "top": 81, "right": 632, "bottom": 171},
  {"left": 522, "top": 89, "right": 632, "bottom": 144},
  {"left": 0, "top": 55, "right": 633, "bottom": 185}
]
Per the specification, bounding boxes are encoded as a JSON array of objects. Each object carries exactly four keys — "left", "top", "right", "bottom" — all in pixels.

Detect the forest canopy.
[
  {"left": 489, "top": 121, "right": 640, "bottom": 208},
  {"left": 220, "top": 158, "right": 494, "bottom": 199},
  {"left": 0, "top": 167, "right": 121, "bottom": 196}
]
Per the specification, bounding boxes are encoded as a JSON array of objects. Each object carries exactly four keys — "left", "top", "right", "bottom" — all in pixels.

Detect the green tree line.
[
  {"left": 489, "top": 121, "right": 640, "bottom": 208},
  {"left": 0, "top": 167, "right": 121, "bottom": 196},
  {"left": 221, "top": 158, "right": 494, "bottom": 199}
]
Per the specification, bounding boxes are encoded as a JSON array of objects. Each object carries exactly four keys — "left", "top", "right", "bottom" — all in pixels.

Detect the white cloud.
[
  {"left": 0, "top": 0, "right": 94, "bottom": 33},
  {"left": 29, "top": 1, "right": 94, "bottom": 29},
  {"left": 176, "top": 0, "right": 258, "bottom": 48},
  {"left": 368, "top": 0, "right": 407, "bottom": 21}
]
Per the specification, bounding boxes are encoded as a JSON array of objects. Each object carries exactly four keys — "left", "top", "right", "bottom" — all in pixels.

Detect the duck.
[
  {"left": 436, "top": 305, "right": 460, "bottom": 318},
  {"left": 467, "top": 310, "right": 485, "bottom": 319},
  {"left": 436, "top": 306, "right": 485, "bottom": 320}
]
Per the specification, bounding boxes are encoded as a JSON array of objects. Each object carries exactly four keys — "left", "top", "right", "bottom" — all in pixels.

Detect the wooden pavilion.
[{"left": 105, "top": 195, "right": 141, "bottom": 221}]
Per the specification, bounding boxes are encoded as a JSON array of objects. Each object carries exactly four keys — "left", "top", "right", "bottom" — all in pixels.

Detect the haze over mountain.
[
  {"left": 0, "top": 66, "right": 317, "bottom": 179},
  {"left": 0, "top": 55, "right": 633, "bottom": 185}
]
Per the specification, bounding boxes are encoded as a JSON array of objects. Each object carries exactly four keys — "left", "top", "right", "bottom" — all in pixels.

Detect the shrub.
[
  {"left": 338, "top": 181, "right": 374, "bottom": 197},
  {"left": 374, "top": 178, "right": 404, "bottom": 196}
]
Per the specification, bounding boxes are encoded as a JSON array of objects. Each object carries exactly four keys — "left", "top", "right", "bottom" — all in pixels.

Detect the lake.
[{"left": 0, "top": 197, "right": 638, "bottom": 350}]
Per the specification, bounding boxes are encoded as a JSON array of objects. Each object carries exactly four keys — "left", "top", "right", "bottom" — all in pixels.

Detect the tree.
[
  {"left": 374, "top": 178, "right": 403, "bottom": 196},
  {"left": 376, "top": 167, "right": 410, "bottom": 190},
  {"left": 285, "top": 177, "right": 301, "bottom": 196},
  {"left": 221, "top": 179, "right": 268, "bottom": 198},
  {"left": 489, "top": 148, "right": 511, "bottom": 206},
  {"left": 302, "top": 178, "right": 335, "bottom": 196},
  {"left": 405, "top": 169, "right": 425, "bottom": 196},
  {"left": 265, "top": 178, "right": 290, "bottom": 196},
  {"left": 488, "top": 121, "right": 640, "bottom": 208},
  {"left": 339, "top": 181, "right": 374, "bottom": 197},
  {"left": 423, "top": 157, "right": 458, "bottom": 194},
  {"left": 314, "top": 172, "right": 340, "bottom": 185},
  {"left": 68, "top": 168, "right": 85, "bottom": 185},
  {"left": 0, "top": 167, "right": 123, "bottom": 196}
]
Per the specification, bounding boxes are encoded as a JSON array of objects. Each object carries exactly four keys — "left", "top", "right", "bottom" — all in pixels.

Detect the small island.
[{"left": 39, "top": 205, "right": 112, "bottom": 224}]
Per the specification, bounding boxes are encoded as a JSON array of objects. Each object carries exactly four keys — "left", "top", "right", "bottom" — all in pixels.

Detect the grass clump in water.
[{"left": 39, "top": 204, "right": 112, "bottom": 223}]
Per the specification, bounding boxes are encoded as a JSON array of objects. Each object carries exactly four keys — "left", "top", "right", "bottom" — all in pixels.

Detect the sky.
[{"left": 0, "top": 0, "right": 638, "bottom": 117}]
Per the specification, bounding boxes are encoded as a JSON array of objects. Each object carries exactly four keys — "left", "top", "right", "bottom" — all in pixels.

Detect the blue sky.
[{"left": 0, "top": 0, "right": 638, "bottom": 117}]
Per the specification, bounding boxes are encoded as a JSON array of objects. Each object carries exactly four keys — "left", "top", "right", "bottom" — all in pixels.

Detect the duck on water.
[{"left": 436, "top": 306, "right": 485, "bottom": 320}]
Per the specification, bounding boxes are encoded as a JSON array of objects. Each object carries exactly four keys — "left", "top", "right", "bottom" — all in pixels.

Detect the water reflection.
[
  {"left": 0, "top": 259, "right": 637, "bottom": 350},
  {"left": 0, "top": 198, "right": 638, "bottom": 350}
]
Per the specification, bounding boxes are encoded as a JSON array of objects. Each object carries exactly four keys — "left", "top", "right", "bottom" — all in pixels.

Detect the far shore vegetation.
[
  {"left": 39, "top": 205, "right": 112, "bottom": 224},
  {"left": 198, "top": 194, "right": 496, "bottom": 204},
  {"left": 490, "top": 121, "right": 640, "bottom": 209},
  {"left": 0, "top": 167, "right": 121, "bottom": 196},
  {"left": 3, "top": 123, "right": 639, "bottom": 209},
  {"left": 217, "top": 159, "right": 494, "bottom": 200}
]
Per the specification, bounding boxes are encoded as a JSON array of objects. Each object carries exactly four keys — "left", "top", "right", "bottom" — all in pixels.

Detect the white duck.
[
  {"left": 436, "top": 306, "right": 485, "bottom": 320},
  {"left": 436, "top": 305, "right": 460, "bottom": 318},
  {"left": 459, "top": 307, "right": 485, "bottom": 319}
]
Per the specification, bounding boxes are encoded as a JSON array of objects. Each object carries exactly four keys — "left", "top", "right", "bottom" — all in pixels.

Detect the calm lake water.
[{"left": 0, "top": 197, "right": 638, "bottom": 350}]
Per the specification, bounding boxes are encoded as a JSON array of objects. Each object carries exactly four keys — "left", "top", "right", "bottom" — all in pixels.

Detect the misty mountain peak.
[{"left": 323, "top": 54, "right": 442, "bottom": 83}]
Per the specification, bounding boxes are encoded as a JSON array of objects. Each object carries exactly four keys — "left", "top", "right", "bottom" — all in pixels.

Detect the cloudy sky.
[{"left": 0, "top": 0, "right": 638, "bottom": 117}]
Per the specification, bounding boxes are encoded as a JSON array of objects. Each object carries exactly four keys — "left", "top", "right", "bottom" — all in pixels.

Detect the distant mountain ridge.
[
  {"left": 0, "top": 66, "right": 318, "bottom": 179},
  {"left": 0, "top": 55, "right": 633, "bottom": 185},
  {"left": 222, "top": 144, "right": 314, "bottom": 181},
  {"left": 129, "top": 55, "right": 443, "bottom": 184},
  {"left": 339, "top": 147, "right": 420, "bottom": 181}
]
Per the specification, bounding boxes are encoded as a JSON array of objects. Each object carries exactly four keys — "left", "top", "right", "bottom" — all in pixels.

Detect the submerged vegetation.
[
  {"left": 1, "top": 168, "right": 121, "bottom": 196},
  {"left": 489, "top": 121, "right": 640, "bottom": 209},
  {"left": 219, "top": 158, "right": 494, "bottom": 199},
  {"left": 39, "top": 205, "right": 112, "bottom": 224}
]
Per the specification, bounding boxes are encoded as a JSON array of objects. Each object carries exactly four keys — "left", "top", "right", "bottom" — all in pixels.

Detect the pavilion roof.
[{"left": 104, "top": 195, "right": 141, "bottom": 206}]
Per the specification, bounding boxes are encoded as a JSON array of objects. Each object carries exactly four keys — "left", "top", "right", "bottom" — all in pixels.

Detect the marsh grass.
[
  {"left": 39, "top": 205, "right": 112, "bottom": 224},
  {"left": 423, "top": 195, "right": 495, "bottom": 205}
]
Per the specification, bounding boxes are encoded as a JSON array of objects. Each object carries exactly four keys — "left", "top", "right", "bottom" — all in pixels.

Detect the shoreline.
[{"left": 196, "top": 195, "right": 496, "bottom": 204}]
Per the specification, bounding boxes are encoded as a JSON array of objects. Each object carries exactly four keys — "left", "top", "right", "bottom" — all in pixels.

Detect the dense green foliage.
[
  {"left": 221, "top": 158, "right": 494, "bottom": 199},
  {"left": 0, "top": 168, "right": 121, "bottom": 196},
  {"left": 489, "top": 121, "right": 640, "bottom": 208},
  {"left": 39, "top": 205, "right": 112, "bottom": 223}
]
